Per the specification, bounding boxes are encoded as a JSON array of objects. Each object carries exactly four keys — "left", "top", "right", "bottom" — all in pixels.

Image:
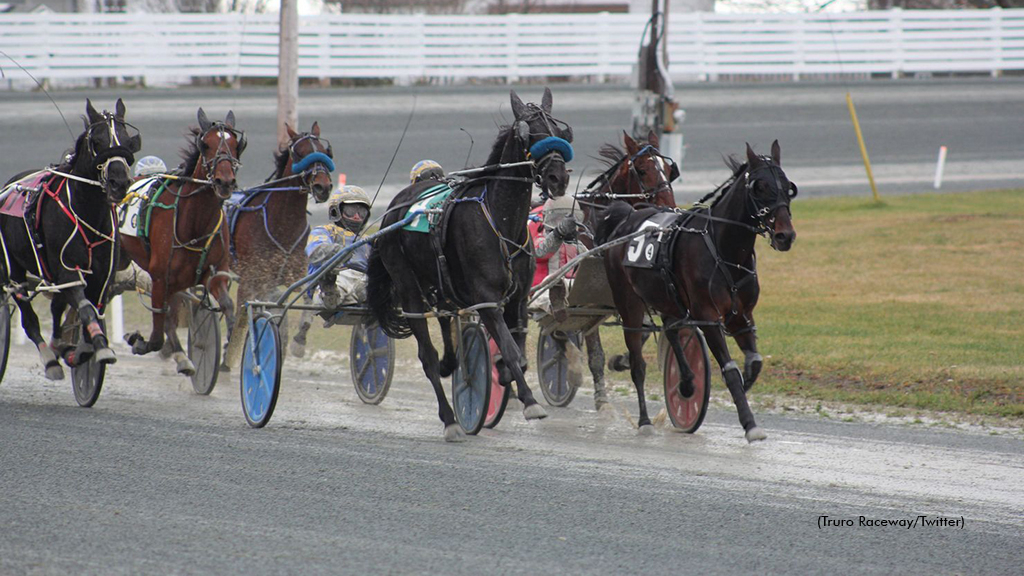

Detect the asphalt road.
[
  {"left": 1, "top": 345, "right": 1022, "bottom": 574},
  {"left": 1, "top": 79, "right": 1023, "bottom": 227}
]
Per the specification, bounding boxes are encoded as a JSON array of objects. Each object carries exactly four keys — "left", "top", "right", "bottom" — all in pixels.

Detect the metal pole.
[{"left": 277, "top": 0, "right": 299, "bottom": 147}]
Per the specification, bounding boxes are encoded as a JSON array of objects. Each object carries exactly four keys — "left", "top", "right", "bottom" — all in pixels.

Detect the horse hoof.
[
  {"left": 444, "top": 424, "right": 467, "bottom": 443},
  {"left": 94, "top": 347, "right": 117, "bottom": 365},
  {"left": 173, "top": 352, "right": 196, "bottom": 377},
  {"left": 45, "top": 364, "right": 65, "bottom": 381},
  {"left": 523, "top": 403, "right": 548, "bottom": 420},
  {"left": 638, "top": 424, "right": 655, "bottom": 436},
  {"left": 289, "top": 341, "right": 305, "bottom": 359},
  {"left": 745, "top": 427, "right": 768, "bottom": 443},
  {"left": 219, "top": 363, "right": 231, "bottom": 373}
]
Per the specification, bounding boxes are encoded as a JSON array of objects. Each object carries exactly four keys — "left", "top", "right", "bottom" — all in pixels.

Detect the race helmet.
[
  {"left": 134, "top": 156, "right": 167, "bottom": 178},
  {"left": 410, "top": 160, "right": 444, "bottom": 184},
  {"left": 328, "top": 185, "right": 371, "bottom": 233}
]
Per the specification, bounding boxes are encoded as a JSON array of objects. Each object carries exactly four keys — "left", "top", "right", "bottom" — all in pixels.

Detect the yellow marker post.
[{"left": 846, "top": 92, "right": 881, "bottom": 202}]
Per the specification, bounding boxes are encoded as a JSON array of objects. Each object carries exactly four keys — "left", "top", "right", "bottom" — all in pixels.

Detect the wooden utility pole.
[{"left": 277, "top": 0, "right": 299, "bottom": 147}]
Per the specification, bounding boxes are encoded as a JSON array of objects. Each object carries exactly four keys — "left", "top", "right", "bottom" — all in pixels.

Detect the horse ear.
[
  {"left": 745, "top": 143, "right": 761, "bottom": 167},
  {"left": 647, "top": 129, "right": 659, "bottom": 148},
  {"left": 197, "top": 108, "right": 212, "bottom": 131},
  {"left": 225, "top": 110, "right": 236, "bottom": 128},
  {"left": 771, "top": 139, "right": 781, "bottom": 165},
  {"left": 311, "top": 121, "right": 320, "bottom": 137},
  {"left": 622, "top": 130, "right": 638, "bottom": 154},
  {"left": 541, "top": 87, "right": 553, "bottom": 113},
  {"left": 115, "top": 98, "right": 126, "bottom": 119},
  {"left": 85, "top": 99, "right": 101, "bottom": 124},
  {"left": 285, "top": 123, "right": 298, "bottom": 139},
  {"left": 510, "top": 90, "right": 527, "bottom": 119}
]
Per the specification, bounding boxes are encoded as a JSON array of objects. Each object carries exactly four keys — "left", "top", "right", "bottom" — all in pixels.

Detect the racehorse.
[
  {"left": 221, "top": 122, "right": 334, "bottom": 371},
  {"left": 570, "top": 130, "right": 679, "bottom": 407},
  {"left": 120, "top": 108, "right": 243, "bottom": 376},
  {"left": 0, "top": 99, "right": 140, "bottom": 378},
  {"left": 368, "top": 89, "right": 573, "bottom": 441},
  {"left": 595, "top": 141, "right": 797, "bottom": 442}
]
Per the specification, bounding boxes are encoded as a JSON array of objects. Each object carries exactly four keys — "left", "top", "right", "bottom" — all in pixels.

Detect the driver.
[{"left": 410, "top": 159, "right": 444, "bottom": 184}]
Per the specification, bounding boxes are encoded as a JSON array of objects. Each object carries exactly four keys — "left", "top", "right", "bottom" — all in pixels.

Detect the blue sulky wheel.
[
  {"left": 451, "top": 322, "right": 492, "bottom": 435},
  {"left": 240, "top": 312, "right": 282, "bottom": 428},
  {"left": 349, "top": 321, "right": 394, "bottom": 405},
  {"left": 0, "top": 294, "right": 10, "bottom": 385},
  {"left": 536, "top": 330, "right": 582, "bottom": 407},
  {"left": 188, "top": 301, "right": 221, "bottom": 396},
  {"left": 663, "top": 328, "right": 712, "bottom": 434},
  {"left": 70, "top": 318, "right": 106, "bottom": 408}
]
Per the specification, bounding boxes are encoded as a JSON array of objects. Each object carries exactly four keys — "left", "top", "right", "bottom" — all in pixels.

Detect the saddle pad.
[
  {"left": 0, "top": 171, "right": 48, "bottom": 218},
  {"left": 117, "top": 177, "right": 161, "bottom": 238},
  {"left": 623, "top": 211, "right": 679, "bottom": 269},
  {"left": 403, "top": 183, "right": 454, "bottom": 234}
]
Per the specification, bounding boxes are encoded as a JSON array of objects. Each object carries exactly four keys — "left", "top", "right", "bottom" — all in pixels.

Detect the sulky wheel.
[
  {"left": 240, "top": 312, "right": 282, "bottom": 428},
  {"left": 68, "top": 316, "right": 106, "bottom": 408},
  {"left": 349, "top": 321, "right": 395, "bottom": 405},
  {"left": 0, "top": 295, "right": 10, "bottom": 385},
  {"left": 451, "top": 322, "right": 492, "bottom": 435},
  {"left": 188, "top": 300, "right": 221, "bottom": 395},
  {"left": 483, "top": 336, "right": 510, "bottom": 429},
  {"left": 536, "top": 330, "right": 582, "bottom": 407},
  {"left": 663, "top": 328, "right": 712, "bottom": 433}
]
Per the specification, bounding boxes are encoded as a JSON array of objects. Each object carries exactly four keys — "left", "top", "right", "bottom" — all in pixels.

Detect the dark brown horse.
[
  {"left": 120, "top": 109, "right": 244, "bottom": 376},
  {"left": 595, "top": 141, "right": 797, "bottom": 442},
  {"left": 221, "top": 122, "right": 333, "bottom": 371},
  {"left": 569, "top": 130, "right": 679, "bottom": 407}
]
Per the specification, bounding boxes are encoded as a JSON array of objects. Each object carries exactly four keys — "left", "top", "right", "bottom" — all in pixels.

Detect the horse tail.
[
  {"left": 366, "top": 245, "right": 412, "bottom": 339},
  {"left": 595, "top": 200, "right": 634, "bottom": 245}
]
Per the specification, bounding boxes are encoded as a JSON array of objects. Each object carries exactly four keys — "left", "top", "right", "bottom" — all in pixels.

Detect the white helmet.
[{"left": 134, "top": 156, "right": 166, "bottom": 178}]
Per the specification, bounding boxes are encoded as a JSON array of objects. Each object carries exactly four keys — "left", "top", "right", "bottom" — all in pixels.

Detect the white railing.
[{"left": 1, "top": 9, "right": 1022, "bottom": 85}]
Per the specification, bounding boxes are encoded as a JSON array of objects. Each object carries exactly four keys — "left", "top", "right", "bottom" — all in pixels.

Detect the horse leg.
[
  {"left": 436, "top": 316, "right": 459, "bottom": 378},
  {"left": 209, "top": 270, "right": 235, "bottom": 354},
  {"left": 584, "top": 331, "right": 608, "bottom": 409},
  {"left": 664, "top": 324, "right": 697, "bottom": 398},
  {"left": 290, "top": 301, "right": 314, "bottom": 358},
  {"left": 221, "top": 281, "right": 251, "bottom": 372},
  {"left": 408, "top": 310, "right": 462, "bottom": 441},
  {"left": 163, "top": 294, "right": 195, "bottom": 376},
  {"left": 703, "top": 325, "right": 765, "bottom": 443},
  {"left": 478, "top": 307, "right": 546, "bottom": 421},
  {"left": 727, "top": 318, "right": 762, "bottom": 391},
  {"left": 13, "top": 290, "right": 63, "bottom": 380},
  {"left": 126, "top": 276, "right": 166, "bottom": 355}
]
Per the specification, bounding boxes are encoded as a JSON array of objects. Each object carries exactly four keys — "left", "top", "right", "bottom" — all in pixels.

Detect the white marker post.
[{"left": 933, "top": 146, "right": 948, "bottom": 190}]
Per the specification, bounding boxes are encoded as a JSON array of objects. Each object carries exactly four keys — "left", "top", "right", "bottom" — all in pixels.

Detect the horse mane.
[
  {"left": 485, "top": 124, "right": 513, "bottom": 166},
  {"left": 57, "top": 128, "right": 89, "bottom": 171},
  {"left": 595, "top": 135, "right": 655, "bottom": 169},
  {"left": 270, "top": 143, "right": 290, "bottom": 181},
  {"left": 696, "top": 155, "right": 747, "bottom": 207},
  {"left": 177, "top": 126, "right": 203, "bottom": 177}
]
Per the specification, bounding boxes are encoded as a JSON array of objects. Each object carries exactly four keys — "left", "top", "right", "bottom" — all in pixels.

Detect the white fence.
[{"left": 1, "top": 9, "right": 1023, "bottom": 84}]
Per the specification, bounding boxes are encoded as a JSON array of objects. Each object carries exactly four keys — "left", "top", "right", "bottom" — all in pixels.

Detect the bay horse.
[
  {"left": 569, "top": 130, "right": 679, "bottom": 408},
  {"left": 594, "top": 141, "right": 797, "bottom": 442},
  {"left": 221, "top": 122, "right": 334, "bottom": 371},
  {"left": 0, "top": 98, "right": 140, "bottom": 378},
  {"left": 368, "top": 89, "right": 573, "bottom": 441},
  {"left": 120, "top": 109, "right": 243, "bottom": 376}
]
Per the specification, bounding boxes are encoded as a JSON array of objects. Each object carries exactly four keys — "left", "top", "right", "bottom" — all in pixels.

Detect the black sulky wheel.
[
  {"left": 69, "top": 317, "right": 106, "bottom": 408},
  {"left": 188, "top": 300, "right": 221, "bottom": 395},
  {"left": 349, "top": 320, "right": 395, "bottom": 405},
  {"left": 483, "top": 336, "right": 510, "bottom": 429},
  {"left": 451, "top": 322, "right": 491, "bottom": 435},
  {"left": 663, "top": 328, "right": 712, "bottom": 433},
  {"left": 0, "top": 294, "right": 10, "bottom": 385},
  {"left": 240, "top": 312, "right": 282, "bottom": 428},
  {"left": 536, "top": 330, "right": 582, "bottom": 407}
]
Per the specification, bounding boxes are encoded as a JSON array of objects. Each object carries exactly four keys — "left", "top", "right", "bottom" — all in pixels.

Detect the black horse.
[
  {"left": 0, "top": 99, "right": 140, "bottom": 378},
  {"left": 368, "top": 89, "right": 573, "bottom": 441},
  {"left": 595, "top": 142, "right": 797, "bottom": 442}
]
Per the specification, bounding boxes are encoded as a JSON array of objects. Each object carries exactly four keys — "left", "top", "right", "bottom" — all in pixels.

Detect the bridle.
[
  {"left": 514, "top": 104, "right": 574, "bottom": 197},
  {"left": 281, "top": 134, "right": 335, "bottom": 196},
  {"left": 196, "top": 122, "right": 245, "bottom": 193},
  {"left": 742, "top": 158, "right": 798, "bottom": 238},
  {"left": 576, "top": 143, "right": 678, "bottom": 207},
  {"left": 84, "top": 113, "right": 139, "bottom": 193}
]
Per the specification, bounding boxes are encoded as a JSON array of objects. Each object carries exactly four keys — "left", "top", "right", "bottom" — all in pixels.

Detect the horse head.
[
  {"left": 81, "top": 98, "right": 141, "bottom": 205},
  {"left": 510, "top": 87, "right": 573, "bottom": 199},
  {"left": 195, "top": 108, "right": 245, "bottom": 200},
  {"left": 621, "top": 130, "right": 678, "bottom": 208},
  {"left": 283, "top": 121, "right": 334, "bottom": 203},
  {"left": 744, "top": 141, "right": 797, "bottom": 251}
]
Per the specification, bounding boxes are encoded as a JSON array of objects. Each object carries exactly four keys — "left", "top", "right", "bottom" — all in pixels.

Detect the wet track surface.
[{"left": 1, "top": 346, "right": 1022, "bottom": 574}]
